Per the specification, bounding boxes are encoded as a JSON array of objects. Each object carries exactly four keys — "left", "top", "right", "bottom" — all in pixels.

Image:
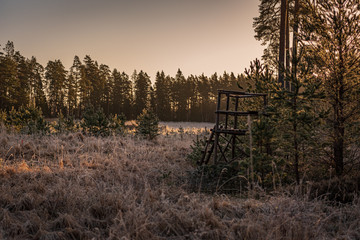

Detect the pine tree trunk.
[
  {"left": 292, "top": 0, "right": 300, "bottom": 89},
  {"left": 333, "top": 77, "right": 345, "bottom": 176},
  {"left": 333, "top": 124, "right": 344, "bottom": 176},
  {"left": 285, "top": 0, "right": 290, "bottom": 90},
  {"left": 278, "top": 0, "right": 287, "bottom": 88},
  {"left": 333, "top": 18, "right": 345, "bottom": 176},
  {"left": 293, "top": 97, "right": 300, "bottom": 184},
  {"left": 292, "top": 0, "right": 300, "bottom": 184}
]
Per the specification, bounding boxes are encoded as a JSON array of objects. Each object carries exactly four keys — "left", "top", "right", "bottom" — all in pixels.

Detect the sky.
[{"left": 0, "top": 0, "right": 264, "bottom": 80}]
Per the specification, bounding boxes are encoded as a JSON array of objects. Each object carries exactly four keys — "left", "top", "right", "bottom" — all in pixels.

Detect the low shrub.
[
  {"left": 52, "top": 112, "right": 79, "bottom": 133},
  {"left": 187, "top": 135, "right": 207, "bottom": 165},
  {"left": 135, "top": 109, "right": 159, "bottom": 140},
  {"left": 108, "top": 113, "right": 126, "bottom": 135},
  {"left": 4, "top": 106, "right": 49, "bottom": 134},
  {"left": 81, "top": 106, "right": 109, "bottom": 136},
  {"left": 81, "top": 105, "right": 126, "bottom": 136}
]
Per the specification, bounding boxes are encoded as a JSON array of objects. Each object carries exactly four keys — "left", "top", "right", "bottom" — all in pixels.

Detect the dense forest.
[{"left": 0, "top": 41, "right": 244, "bottom": 122}]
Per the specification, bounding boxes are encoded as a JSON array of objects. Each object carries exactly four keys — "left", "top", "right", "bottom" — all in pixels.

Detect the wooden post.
[
  {"left": 232, "top": 97, "right": 239, "bottom": 159},
  {"left": 213, "top": 91, "right": 222, "bottom": 164},
  {"left": 248, "top": 114, "right": 254, "bottom": 187},
  {"left": 225, "top": 93, "right": 230, "bottom": 131},
  {"left": 278, "top": 0, "right": 287, "bottom": 88}
]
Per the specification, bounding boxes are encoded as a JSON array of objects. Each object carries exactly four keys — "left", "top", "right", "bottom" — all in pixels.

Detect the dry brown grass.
[{"left": 0, "top": 127, "right": 359, "bottom": 239}]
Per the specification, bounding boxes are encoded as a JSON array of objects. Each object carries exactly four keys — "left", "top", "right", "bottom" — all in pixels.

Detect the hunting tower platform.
[{"left": 198, "top": 90, "right": 267, "bottom": 165}]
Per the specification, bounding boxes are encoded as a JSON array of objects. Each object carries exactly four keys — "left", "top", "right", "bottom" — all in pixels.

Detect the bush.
[
  {"left": 81, "top": 106, "right": 110, "bottom": 136},
  {"left": 187, "top": 135, "right": 207, "bottom": 165},
  {"left": 135, "top": 109, "right": 159, "bottom": 140},
  {"left": 5, "top": 106, "right": 49, "bottom": 134},
  {"left": 108, "top": 113, "right": 126, "bottom": 135},
  {"left": 0, "top": 110, "right": 6, "bottom": 129},
  {"left": 0, "top": 110, "right": 6, "bottom": 124},
  {"left": 81, "top": 106, "right": 126, "bottom": 136},
  {"left": 52, "top": 113, "right": 79, "bottom": 134}
]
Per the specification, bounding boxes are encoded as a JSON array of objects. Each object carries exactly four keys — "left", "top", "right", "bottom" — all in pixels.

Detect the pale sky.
[{"left": 0, "top": 0, "right": 264, "bottom": 80}]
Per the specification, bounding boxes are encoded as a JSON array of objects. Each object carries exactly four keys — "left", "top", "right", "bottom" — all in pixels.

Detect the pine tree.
[
  {"left": 172, "top": 69, "right": 188, "bottom": 121},
  {"left": 98, "top": 64, "right": 111, "bottom": 113},
  {"left": 254, "top": 0, "right": 296, "bottom": 88},
  {"left": 103, "top": 66, "right": 114, "bottom": 115},
  {"left": 0, "top": 42, "right": 18, "bottom": 110},
  {"left": 218, "top": 72, "right": 234, "bottom": 90},
  {"left": 83, "top": 56, "right": 102, "bottom": 108},
  {"left": 149, "top": 86, "right": 156, "bottom": 113},
  {"left": 187, "top": 75, "right": 200, "bottom": 121},
  {"left": 135, "top": 108, "right": 159, "bottom": 140},
  {"left": 134, "top": 70, "right": 151, "bottom": 117},
  {"left": 254, "top": 0, "right": 283, "bottom": 68},
  {"left": 197, "top": 74, "right": 211, "bottom": 122},
  {"left": 154, "top": 71, "right": 171, "bottom": 121},
  {"left": 13, "top": 52, "right": 31, "bottom": 108},
  {"left": 45, "top": 60, "right": 67, "bottom": 116},
  {"left": 112, "top": 69, "right": 133, "bottom": 119},
  {"left": 121, "top": 71, "right": 133, "bottom": 119},
  {"left": 28, "top": 57, "right": 49, "bottom": 116},
  {"left": 245, "top": 59, "right": 322, "bottom": 184},
  {"left": 65, "top": 74, "right": 77, "bottom": 116},
  {"left": 302, "top": 0, "right": 360, "bottom": 176},
  {"left": 71, "top": 56, "right": 84, "bottom": 117}
]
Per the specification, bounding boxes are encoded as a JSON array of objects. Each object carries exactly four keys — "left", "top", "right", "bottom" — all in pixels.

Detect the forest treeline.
[{"left": 0, "top": 41, "right": 242, "bottom": 122}]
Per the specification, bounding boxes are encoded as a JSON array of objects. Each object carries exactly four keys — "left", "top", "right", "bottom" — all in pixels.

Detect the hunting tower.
[{"left": 198, "top": 90, "right": 267, "bottom": 165}]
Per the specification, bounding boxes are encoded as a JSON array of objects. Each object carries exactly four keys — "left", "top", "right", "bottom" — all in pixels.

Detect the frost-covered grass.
[
  {"left": 159, "top": 121, "right": 214, "bottom": 130},
  {"left": 0, "top": 124, "right": 359, "bottom": 239}
]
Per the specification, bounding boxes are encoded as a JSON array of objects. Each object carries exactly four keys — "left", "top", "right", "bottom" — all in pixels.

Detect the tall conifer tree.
[
  {"left": 302, "top": 0, "right": 360, "bottom": 176},
  {"left": 45, "top": 60, "right": 67, "bottom": 116},
  {"left": 154, "top": 71, "right": 171, "bottom": 121},
  {"left": 134, "top": 70, "right": 151, "bottom": 117}
]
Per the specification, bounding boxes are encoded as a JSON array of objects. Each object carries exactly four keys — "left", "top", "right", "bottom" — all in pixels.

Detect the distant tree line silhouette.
[{"left": 0, "top": 41, "right": 243, "bottom": 122}]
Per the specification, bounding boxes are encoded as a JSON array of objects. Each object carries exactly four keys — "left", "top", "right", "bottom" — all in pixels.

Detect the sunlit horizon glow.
[{"left": 0, "top": 0, "right": 264, "bottom": 80}]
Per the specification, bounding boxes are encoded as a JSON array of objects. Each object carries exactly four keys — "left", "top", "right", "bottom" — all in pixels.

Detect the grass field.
[{"left": 0, "top": 123, "right": 359, "bottom": 239}]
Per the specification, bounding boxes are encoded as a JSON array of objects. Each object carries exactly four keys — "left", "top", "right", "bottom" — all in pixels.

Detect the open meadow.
[{"left": 0, "top": 123, "right": 359, "bottom": 240}]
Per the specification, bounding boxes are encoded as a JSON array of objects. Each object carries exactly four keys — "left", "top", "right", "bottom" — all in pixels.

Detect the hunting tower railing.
[{"left": 198, "top": 90, "right": 267, "bottom": 165}]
